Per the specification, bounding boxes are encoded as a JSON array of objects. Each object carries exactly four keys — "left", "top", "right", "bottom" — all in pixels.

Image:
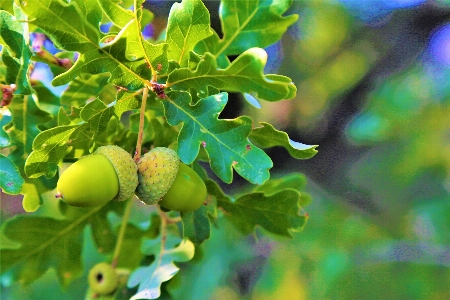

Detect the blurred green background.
[{"left": 2, "top": 0, "right": 450, "bottom": 299}]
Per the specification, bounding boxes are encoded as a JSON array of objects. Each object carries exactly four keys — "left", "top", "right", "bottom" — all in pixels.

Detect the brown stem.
[{"left": 32, "top": 33, "right": 73, "bottom": 70}]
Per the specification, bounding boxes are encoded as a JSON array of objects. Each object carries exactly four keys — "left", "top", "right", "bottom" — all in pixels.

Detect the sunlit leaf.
[
  {"left": 32, "top": 83, "right": 61, "bottom": 131},
  {"left": 128, "top": 234, "right": 195, "bottom": 299},
  {"left": 24, "top": 124, "right": 84, "bottom": 179},
  {"left": 6, "top": 94, "right": 52, "bottom": 160},
  {"left": 72, "top": 0, "right": 103, "bottom": 31},
  {"left": 127, "top": 3, "right": 169, "bottom": 75},
  {"left": 165, "top": 0, "right": 213, "bottom": 67},
  {"left": 98, "top": 0, "right": 134, "bottom": 28},
  {"left": 214, "top": 0, "right": 298, "bottom": 56},
  {"left": 60, "top": 74, "right": 110, "bottom": 107},
  {"left": 19, "top": 0, "right": 153, "bottom": 90},
  {"left": 249, "top": 122, "right": 318, "bottom": 159},
  {"left": 114, "top": 90, "right": 141, "bottom": 118},
  {"left": 194, "top": 30, "right": 230, "bottom": 69},
  {"left": 163, "top": 91, "right": 272, "bottom": 184},
  {"left": 25, "top": 99, "right": 117, "bottom": 178},
  {"left": 167, "top": 48, "right": 296, "bottom": 102},
  {"left": 0, "top": 0, "right": 13, "bottom": 13},
  {"left": 5, "top": 93, "right": 54, "bottom": 214},
  {"left": 0, "top": 7, "right": 32, "bottom": 95}
]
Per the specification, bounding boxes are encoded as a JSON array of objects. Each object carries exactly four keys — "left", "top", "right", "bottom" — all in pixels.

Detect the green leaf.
[
  {"left": 0, "top": 113, "right": 11, "bottom": 147},
  {"left": 98, "top": 3, "right": 167, "bottom": 82},
  {"left": 254, "top": 172, "right": 307, "bottom": 194},
  {"left": 52, "top": 24, "right": 152, "bottom": 90},
  {"left": 114, "top": 90, "right": 141, "bottom": 118},
  {"left": 73, "top": 0, "right": 103, "bottom": 31},
  {"left": 149, "top": 116, "right": 179, "bottom": 148},
  {"left": 19, "top": 0, "right": 153, "bottom": 90},
  {"left": 80, "top": 98, "right": 115, "bottom": 132},
  {"left": 0, "top": 153, "right": 24, "bottom": 194},
  {"left": 32, "top": 83, "right": 61, "bottom": 130},
  {"left": 0, "top": 7, "right": 32, "bottom": 95},
  {"left": 127, "top": 3, "right": 169, "bottom": 75},
  {"left": 167, "top": 48, "right": 296, "bottom": 102},
  {"left": 98, "top": 0, "right": 134, "bottom": 28},
  {"left": 205, "top": 179, "right": 231, "bottom": 204},
  {"left": 163, "top": 91, "right": 272, "bottom": 184},
  {"left": 59, "top": 200, "right": 126, "bottom": 254},
  {"left": 128, "top": 234, "right": 195, "bottom": 300},
  {"left": 3, "top": 93, "right": 55, "bottom": 211},
  {"left": 25, "top": 98, "right": 118, "bottom": 178},
  {"left": 180, "top": 205, "right": 211, "bottom": 245},
  {"left": 217, "top": 187, "right": 308, "bottom": 237},
  {"left": 57, "top": 106, "right": 72, "bottom": 126},
  {"left": 19, "top": 178, "right": 57, "bottom": 213},
  {"left": 113, "top": 213, "right": 161, "bottom": 270},
  {"left": 0, "top": 202, "right": 122, "bottom": 286},
  {"left": 254, "top": 172, "right": 312, "bottom": 207},
  {"left": 0, "top": 215, "right": 84, "bottom": 286},
  {"left": 21, "top": 0, "right": 101, "bottom": 52},
  {"left": 0, "top": 0, "right": 14, "bottom": 13},
  {"left": 214, "top": 0, "right": 298, "bottom": 56},
  {"left": 6, "top": 94, "right": 52, "bottom": 165},
  {"left": 194, "top": 30, "right": 230, "bottom": 69},
  {"left": 24, "top": 124, "right": 83, "bottom": 178},
  {"left": 115, "top": 222, "right": 157, "bottom": 270},
  {"left": 165, "top": 0, "right": 213, "bottom": 67},
  {"left": 60, "top": 73, "right": 110, "bottom": 107},
  {"left": 249, "top": 122, "right": 318, "bottom": 159}
]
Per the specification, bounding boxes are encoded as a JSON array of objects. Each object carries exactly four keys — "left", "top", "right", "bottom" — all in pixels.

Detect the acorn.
[
  {"left": 135, "top": 147, "right": 207, "bottom": 212},
  {"left": 88, "top": 262, "right": 118, "bottom": 295},
  {"left": 56, "top": 145, "right": 138, "bottom": 207}
]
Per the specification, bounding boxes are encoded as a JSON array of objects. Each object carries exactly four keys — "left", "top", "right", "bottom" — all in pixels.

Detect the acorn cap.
[
  {"left": 95, "top": 145, "right": 138, "bottom": 202},
  {"left": 135, "top": 147, "right": 180, "bottom": 205}
]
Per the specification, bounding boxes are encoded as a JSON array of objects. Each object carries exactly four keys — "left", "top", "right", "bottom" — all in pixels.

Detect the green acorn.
[
  {"left": 135, "top": 147, "right": 180, "bottom": 205},
  {"left": 56, "top": 145, "right": 138, "bottom": 207},
  {"left": 88, "top": 262, "right": 118, "bottom": 295},
  {"left": 135, "top": 147, "right": 207, "bottom": 212}
]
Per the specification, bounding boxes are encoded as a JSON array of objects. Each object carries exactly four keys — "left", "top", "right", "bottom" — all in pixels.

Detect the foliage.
[
  {"left": 3, "top": 0, "right": 448, "bottom": 299},
  {"left": 0, "top": 0, "right": 316, "bottom": 299}
]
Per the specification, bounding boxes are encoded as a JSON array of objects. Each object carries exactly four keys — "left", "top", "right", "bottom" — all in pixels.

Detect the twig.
[
  {"left": 133, "top": 87, "right": 149, "bottom": 162},
  {"left": 32, "top": 33, "right": 73, "bottom": 69}
]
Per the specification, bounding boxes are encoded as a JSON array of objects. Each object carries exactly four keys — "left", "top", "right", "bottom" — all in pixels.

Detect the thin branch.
[
  {"left": 32, "top": 33, "right": 73, "bottom": 69},
  {"left": 134, "top": 87, "right": 149, "bottom": 162}
]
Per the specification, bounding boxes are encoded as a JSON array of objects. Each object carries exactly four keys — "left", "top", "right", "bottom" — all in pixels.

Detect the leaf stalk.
[{"left": 133, "top": 87, "right": 149, "bottom": 162}]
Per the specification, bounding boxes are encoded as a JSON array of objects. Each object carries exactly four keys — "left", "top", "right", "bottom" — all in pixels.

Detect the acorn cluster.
[
  {"left": 57, "top": 146, "right": 208, "bottom": 295},
  {"left": 56, "top": 145, "right": 207, "bottom": 212}
]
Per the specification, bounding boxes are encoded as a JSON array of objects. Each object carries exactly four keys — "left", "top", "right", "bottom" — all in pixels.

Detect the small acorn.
[
  {"left": 135, "top": 147, "right": 207, "bottom": 212},
  {"left": 88, "top": 262, "right": 118, "bottom": 295},
  {"left": 56, "top": 145, "right": 138, "bottom": 207}
]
